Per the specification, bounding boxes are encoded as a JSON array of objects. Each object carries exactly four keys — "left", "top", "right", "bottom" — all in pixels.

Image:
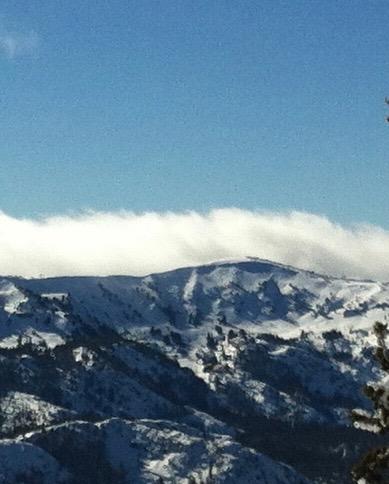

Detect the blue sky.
[{"left": 1, "top": 1, "right": 388, "bottom": 227}]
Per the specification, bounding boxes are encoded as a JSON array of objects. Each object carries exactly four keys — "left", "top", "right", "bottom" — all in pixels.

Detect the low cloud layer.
[{"left": 0, "top": 209, "right": 388, "bottom": 280}]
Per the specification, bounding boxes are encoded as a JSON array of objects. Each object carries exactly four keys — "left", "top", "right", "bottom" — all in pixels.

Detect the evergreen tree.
[
  {"left": 353, "top": 101, "right": 389, "bottom": 481},
  {"left": 351, "top": 321, "right": 389, "bottom": 483}
]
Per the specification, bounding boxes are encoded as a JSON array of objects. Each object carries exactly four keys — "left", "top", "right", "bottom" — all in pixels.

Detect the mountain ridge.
[
  {"left": 0, "top": 257, "right": 386, "bottom": 483},
  {"left": 5, "top": 255, "right": 383, "bottom": 283}
]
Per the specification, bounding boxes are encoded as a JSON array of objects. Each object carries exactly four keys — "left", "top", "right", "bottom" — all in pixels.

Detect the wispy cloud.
[
  {"left": 0, "top": 29, "right": 39, "bottom": 59},
  {"left": 0, "top": 209, "right": 388, "bottom": 280}
]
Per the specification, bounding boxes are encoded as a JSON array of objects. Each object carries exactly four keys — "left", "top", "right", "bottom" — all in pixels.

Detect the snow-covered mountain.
[{"left": 0, "top": 257, "right": 387, "bottom": 483}]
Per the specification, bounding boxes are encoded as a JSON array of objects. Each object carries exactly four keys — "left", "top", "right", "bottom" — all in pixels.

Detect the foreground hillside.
[{"left": 0, "top": 258, "right": 387, "bottom": 483}]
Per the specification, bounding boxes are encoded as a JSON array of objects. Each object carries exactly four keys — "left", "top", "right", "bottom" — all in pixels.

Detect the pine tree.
[
  {"left": 385, "top": 97, "right": 389, "bottom": 123},
  {"left": 351, "top": 321, "right": 389, "bottom": 483},
  {"left": 353, "top": 100, "right": 389, "bottom": 481}
]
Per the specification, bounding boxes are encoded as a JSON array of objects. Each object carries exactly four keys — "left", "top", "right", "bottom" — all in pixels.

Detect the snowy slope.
[
  {"left": 0, "top": 258, "right": 387, "bottom": 483},
  {"left": 13, "top": 418, "right": 307, "bottom": 484}
]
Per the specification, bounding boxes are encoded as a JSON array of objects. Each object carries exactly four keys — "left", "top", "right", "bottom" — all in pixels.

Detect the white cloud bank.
[{"left": 0, "top": 209, "right": 388, "bottom": 280}]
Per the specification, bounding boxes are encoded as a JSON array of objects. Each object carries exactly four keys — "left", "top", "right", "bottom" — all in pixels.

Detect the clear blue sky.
[{"left": 1, "top": 1, "right": 388, "bottom": 226}]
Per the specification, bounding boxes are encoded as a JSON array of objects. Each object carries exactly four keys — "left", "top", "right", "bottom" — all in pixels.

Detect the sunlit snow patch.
[{"left": 0, "top": 280, "right": 28, "bottom": 314}]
